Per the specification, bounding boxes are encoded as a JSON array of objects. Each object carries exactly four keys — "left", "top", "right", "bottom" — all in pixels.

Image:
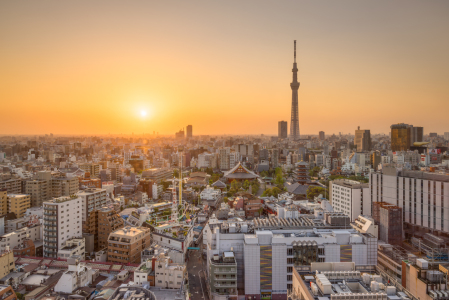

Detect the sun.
[{"left": 140, "top": 110, "right": 147, "bottom": 117}]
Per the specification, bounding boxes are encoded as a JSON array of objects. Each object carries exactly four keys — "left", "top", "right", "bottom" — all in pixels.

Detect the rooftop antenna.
[{"left": 294, "top": 40, "right": 296, "bottom": 63}]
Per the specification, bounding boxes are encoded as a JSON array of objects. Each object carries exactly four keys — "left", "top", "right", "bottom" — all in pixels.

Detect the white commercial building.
[
  {"left": 43, "top": 196, "right": 83, "bottom": 258},
  {"left": 205, "top": 218, "right": 377, "bottom": 299},
  {"left": 330, "top": 179, "right": 370, "bottom": 221},
  {"left": 370, "top": 166, "right": 449, "bottom": 235},
  {"left": 200, "top": 185, "right": 221, "bottom": 207}
]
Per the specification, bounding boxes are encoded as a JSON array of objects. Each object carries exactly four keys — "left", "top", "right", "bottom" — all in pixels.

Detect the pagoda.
[{"left": 293, "top": 161, "right": 310, "bottom": 185}]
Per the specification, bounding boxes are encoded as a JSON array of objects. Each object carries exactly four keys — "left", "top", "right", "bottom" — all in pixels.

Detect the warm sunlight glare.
[{"left": 141, "top": 110, "right": 147, "bottom": 117}]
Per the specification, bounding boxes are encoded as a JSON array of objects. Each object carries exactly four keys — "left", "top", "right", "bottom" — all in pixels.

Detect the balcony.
[
  {"left": 214, "top": 277, "right": 236, "bottom": 281},
  {"left": 45, "top": 229, "right": 57, "bottom": 232},
  {"left": 214, "top": 269, "right": 236, "bottom": 274},
  {"left": 44, "top": 238, "right": 57, "bottom": 243},
  {"left": 214, "top": 283, "right": 237, "bottom": 288},
  {"left": 45, "top": 244, "right": 58, "bottom": 249},
  {"left": 44, "top": 212, "right": 57, "bottom": 216},
  {"left": 44, "top": 233, "right": 57, "bottom": 238}
]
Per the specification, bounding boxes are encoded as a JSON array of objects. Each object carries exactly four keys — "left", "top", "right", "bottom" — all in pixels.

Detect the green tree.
[
  {"left": 173, "top": 169, "right": 179, "bottom": 178},
  {"left": 309, "top": 166, "right": 321, "bottom": 178},
  {"left": 223, "top": 197, "right": 229, "bottom": 203},
  {"left": 230, "top": 180, "right": 242, "bottom": 191},
  {"left": 274, "top": 173, "right": 285, "bottom": 187},
  {"left": 258, "top": 207, "right": 264, "bottom": 217},
  {"left": 262, "top": 188, "right": 272, "bottom": 197},
  {"left": 271, "top": 187, "right": 282, "bottom": 197},
  {"left": 260, "top": 170, "right": 268, "bottom": 178},
  {"left": 251, "top": 182, "right": 260, "bottom": 195},
  {"left": 243, "top": 180, "right": 250, "bottom": 190},
  {"left": 306, "top": 186, "right": 328, "bottom": 200}
]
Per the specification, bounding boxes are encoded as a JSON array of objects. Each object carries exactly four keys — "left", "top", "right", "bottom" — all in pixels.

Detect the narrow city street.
[{"left": 187, "top": 246, "right": 209, "bottom": 300}]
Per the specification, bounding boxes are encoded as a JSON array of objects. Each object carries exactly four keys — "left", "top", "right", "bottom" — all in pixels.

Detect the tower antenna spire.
[{"left": 294, "top": 40, "right": 296, "bottom": 63}]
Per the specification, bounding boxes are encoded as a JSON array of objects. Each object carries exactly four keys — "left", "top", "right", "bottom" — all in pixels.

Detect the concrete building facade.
[{"left": 43, "top": 196, "right": 82, "bottom": 258}]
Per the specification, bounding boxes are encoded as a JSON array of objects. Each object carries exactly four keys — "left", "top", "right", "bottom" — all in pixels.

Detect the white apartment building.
[
  {"left": 152, "top": 182, "right": 162, "bottom": 200},
  {"left": 76, "top": 188, "right": 108, "bottom": 224},
  {"left": 370, "top": 166, "right": 449, "bottom": 236},
  {"left": 54, "top": 257, "right": 96, "bottom": 293},
  {"left": 219, "top": 148, "right": 231, "bottom": 170},
  {"left": 0, "top": 225, "right": 42, "bottom": 252},
  {"left": 198, "top": 153, "right": 214, "bottom": 168},
  {"left": 154, "top": 253, "right": 186, "bottom": 289},
  {"left": 229, "top": 152, "right": 239, "bottom": 170},
  {"left": 330, "top": 179, "right": 370, "bottom": 221},
  {"left": 43, "top": 196, "right": 82, "bottom": 258},
  {"left": 57, "top": 237, "right": 85, "bottom": 259}
]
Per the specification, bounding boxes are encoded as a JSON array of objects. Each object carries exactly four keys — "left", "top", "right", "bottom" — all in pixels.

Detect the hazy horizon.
[{"left": 1, "top": 0, "right": 448, "bottom": 135}]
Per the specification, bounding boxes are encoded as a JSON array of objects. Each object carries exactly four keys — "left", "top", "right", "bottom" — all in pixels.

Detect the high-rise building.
[
  {"left": 372, "top": 202, "right": 403, "bottom": 245},
  {"left": 290, "top": 40, "right": 300, "bottom": 140},
  {"left": 319, "top": 131, "right": 325, "bottom": 141},
  {"left": 329, "top": 179, "right": 370, "bottom": 221},
  {"left": 0, "top": 174, "right": 21, "bottom": 194},
  {"left": 186, "top": 125, "right": 192, "bottom": 138},
  {"left": 390, "top": 123, "right": 423, "bottom": 152},
  {"left": 86, "top": 207, "right": 124, "bottom": 251},
  {"left": 7, "top": 194, "right": 31, "bottom": 218},
  {"left": 43, "top": 196, "right": 82, "bottom": 258},
  {"left": 50, "top": 176, "right": 79, "bottom": 198},
  {"left": 76, "top": 188, "right": 108, "bottom": 230},
  {"left": 278, "top": 121, "right": 288, "bottom": 139},
  {"left": 79, "top": 163, "right": 100, "bottom": 177},
  {"left": 175, "top": 130, "right": 185, "bottom": 139},
  {"left": 370, "top": 166, "right": 449, "bottom": 237},
  {"left": 271, "top": 149, "right": 279, "bottom": 168},
  {"left": 370, "top": 151, "right": 381, "bottom": 170},
  {"left": 444, "top": 132, "right": 449, "bottom": 141},
  {"left": 25, "top": 179, "right": 50, "bottom": 207},
  {"left": 355, "top": 126, "right": 371, "bottom": 152}
]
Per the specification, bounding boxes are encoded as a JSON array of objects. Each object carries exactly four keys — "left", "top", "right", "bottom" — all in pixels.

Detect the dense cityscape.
[{"left": 1, "top": 1, "right": 449, "bottom": 300}]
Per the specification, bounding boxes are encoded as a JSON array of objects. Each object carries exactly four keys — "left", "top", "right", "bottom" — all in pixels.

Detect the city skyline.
[{"left": 1, "top": 0, "right": 449, "bottom": 136}]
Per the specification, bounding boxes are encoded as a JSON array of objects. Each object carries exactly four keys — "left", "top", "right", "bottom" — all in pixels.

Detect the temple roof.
[
  {"left": 223, "top": 162, "right": 259, "bottom": 179},
  {"left": 211, "top": 180, "right": 227, "bottom": 188}
]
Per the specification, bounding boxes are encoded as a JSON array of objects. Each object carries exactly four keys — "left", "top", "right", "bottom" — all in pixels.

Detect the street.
[{"left": 187, "top": 246, "right": 209, "bottom": 300}]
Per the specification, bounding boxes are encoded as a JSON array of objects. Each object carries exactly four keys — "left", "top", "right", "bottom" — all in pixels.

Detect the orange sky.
[{"left": 1, "top": 1, "right": 448, "bottom": 136}]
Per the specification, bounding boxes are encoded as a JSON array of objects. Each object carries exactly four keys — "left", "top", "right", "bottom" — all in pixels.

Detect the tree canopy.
[{"left": 306, "top": 186, "right": 328, "bottom": 200}]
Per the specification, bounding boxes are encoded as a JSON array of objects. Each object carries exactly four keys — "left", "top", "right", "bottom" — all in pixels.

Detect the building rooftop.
[{"left": 295, "top": 263, "right": 411, "bottom": 300}]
